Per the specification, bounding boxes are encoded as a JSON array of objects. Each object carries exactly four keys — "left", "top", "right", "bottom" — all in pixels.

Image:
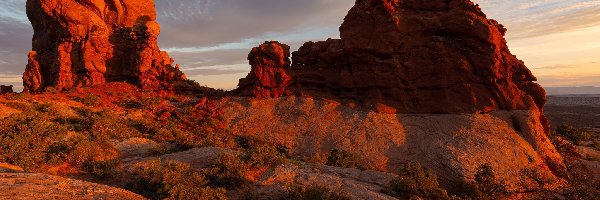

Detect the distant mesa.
[
  {"left": 236, "top": 0, "right": 546, "bottom": 116},
  {"left": 23, "top": 0, "right": 186, "bottom": 93}
]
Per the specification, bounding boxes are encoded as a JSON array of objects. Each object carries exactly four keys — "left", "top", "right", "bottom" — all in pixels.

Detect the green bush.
[
  {"left": 202, "top": 154, "right": 248, "bottom": 189},
  {"left": 326, "top": 149, "right": 359, "bottom": 168},
  {"left": 241, "top": 144, "right": 288, "bottom": 169},
  {"left": 285, "top": 185, "right": 351, "bottom": 200},
  {"left": 460, "top": 164, "right": 510, "bottom": 200},
  {"left": 555, "top": 125, "right": 592, "bottom": 143},
  {"left": 130, "top": 160, "right": 227, "bottom": 200},
  {"left": 83, "top": 159, "right": 120, "bottom": 179},
  {"left": 385, "top": 162, "right": 449, "bottom": 200},
  {"left": 79, "top": 94, "right": 100, "bottom": 106},
  {"left": 0, "top": 111, "right": 68, "bottom": 171}
]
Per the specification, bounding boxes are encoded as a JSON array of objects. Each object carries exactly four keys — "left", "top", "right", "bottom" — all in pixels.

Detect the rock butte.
[
  {"left": 23, "top": 0, "right": 185, "bottom": 93},
  {"left": 237, "top": 0, "right": 547, "bottom": 117}
]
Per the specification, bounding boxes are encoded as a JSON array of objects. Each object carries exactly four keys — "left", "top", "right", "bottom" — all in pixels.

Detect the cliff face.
[
  {"left": 23, "top": 0, "right": 185, "bottom": 93},
  {"left": 239, "top": 0, "right": 546, "bottom": 116}
]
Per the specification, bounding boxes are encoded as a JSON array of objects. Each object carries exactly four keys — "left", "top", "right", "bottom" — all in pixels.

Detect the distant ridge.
[{"left": 545, "top": 86, "right": 600, "bottom": 95}]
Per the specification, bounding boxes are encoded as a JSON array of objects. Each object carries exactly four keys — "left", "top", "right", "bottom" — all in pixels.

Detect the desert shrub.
[
  {"left": 130, "top": 160, "right": 227, "bottom": 200},
  {"left": 58, "top": 109, "right": 141, "bottom": 139},
  {"left": 385, "top": 162, "right": 449, "bottom": 200},
  {"left": 140, "top": 96, "right": 163, "bottom": 111},
  {"left": 555, "top": 125, "right": 592, "bottom": 144},
  {"left": 166, "top": 173, "right": 227, "bottom": 200},
  {"left": 79, "top": 94, "right": 100, "bottom": 106},
  {"left": 241, "top": 144, "right": 288, "bottom": 169},
  {"left": 459, "top": 164, "right": 510, "bottom": 200},
  {"left": 285, "top": 185, "right": 351, "bottom": 200},
  {"left": 202, "top": 154, "right": 249, "bottom": 188},
  {"left": 326, "top": 149, "right": 359, "bottom": 168},
  {"left": 0, "top": 111, "right": 68, "bottom": 171},
  {"left": 83, "top": 159, "right": 120, "bottom": 179},
  {"left": 516, "top": 168, "right": 556, "bottom": 199}
]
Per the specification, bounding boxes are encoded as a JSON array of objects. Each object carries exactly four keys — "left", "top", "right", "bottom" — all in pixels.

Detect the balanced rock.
[
  {"left": 241, "top": 0, "right": 545, "bottom": 115},
  {"left": 23, "top": 0, "right": 185, "bottom": 93},
  {"left": 236, "top": 41, "right": 293, "bottom": 98}
]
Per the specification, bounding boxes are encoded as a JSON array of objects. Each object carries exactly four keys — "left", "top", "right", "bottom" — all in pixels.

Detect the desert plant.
[
  {"left": 555, "top": 125, "right": 592, "bottom": 144},
  {"left": 241, "top": 144, "right": 288, "bottom": 169},
  {"left": 0, "top": 111, "right": 68, "bottom": 171},
  {"left": 385, "top": 162, "right": 449, "bottom": 200},
  {"left": 202, "top": 154, "right": 249, "bottom": 189},
  {"left": 285, "top": 185, "right": 351, "bottom": 200},
  {"left": 460, "top": 164, "right": 510, "bottom": 200},
  {"left": 326, "top": 149, "right": 359, "bottom": 168},
  {"left": 130, "top": 160, "right": 227, "bottom": 200},
  {"left": 79, "top": 94, "right": 100, "bottom": 106}
]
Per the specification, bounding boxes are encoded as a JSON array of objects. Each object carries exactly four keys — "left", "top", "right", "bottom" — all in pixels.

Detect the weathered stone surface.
[
  {"left": 235, "top": 41, "right": 293, "bottom": 98},
  {"left": 23, "top": 0, "right": 185, "bottom": 93},
  {"left": 0, "top": 173, "right": 145, "bottom": 200},
  {"left": 218, "top": 96, "right": 565, "bottom": 189},
  {"left": 238, "top": 0, "right": 546, "bottom": 115}
]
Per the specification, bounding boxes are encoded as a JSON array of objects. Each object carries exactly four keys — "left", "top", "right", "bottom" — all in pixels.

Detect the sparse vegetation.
[
  {"left": 79, "top": 94, "right": 100, "bottom": 106},
  {"left": 385, "top": 162, "right": 449, "bottom": 200},
  {"left": 554, "top": 125, "right": 592, "bottom": 144},
  {"left": 128, "top": 160, "right": 227, "bottom": 200},
  {"left": 459, "top": 164, "right": 510, "bottom": 200},
  {"left": 326, "top": 149, "right": 360, "bottom": 168},
  {"left": 285, "top": 185, "right": 351, "bottom": 200}
]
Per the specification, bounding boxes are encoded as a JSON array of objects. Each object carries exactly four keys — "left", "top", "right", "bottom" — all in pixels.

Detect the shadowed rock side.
[
  {"left": 238, "top": 0, "right": 546, "bottom": 115},
  {"left": 235, "top": 41, "right": 293, "bottom": 98},
  {"left": 23, "top": 0, "right": 185, "bottom": 93}
]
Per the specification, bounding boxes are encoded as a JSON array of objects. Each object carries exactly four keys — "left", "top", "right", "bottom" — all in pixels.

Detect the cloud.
[{"left": 155, "top": 0, "right": 353, "bottom": 48}]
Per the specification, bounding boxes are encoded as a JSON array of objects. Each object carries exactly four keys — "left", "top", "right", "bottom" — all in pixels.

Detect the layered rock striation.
[
  {"left": 239, "top": 0, "right": 546, "bottom": 115},
  {"left": 23, "top": 0, "right": 185, "bottom": 93}
]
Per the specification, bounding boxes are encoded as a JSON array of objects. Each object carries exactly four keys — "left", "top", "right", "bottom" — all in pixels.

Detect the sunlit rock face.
[
  {"left": 235, "top": 41, "right": 293, "bottom": 98},
  {"left": 238, "top": 0, "right": 546, "bottom": 116},
  {"left": 23, "top": 0, "right": 185, "bottom": 93}
]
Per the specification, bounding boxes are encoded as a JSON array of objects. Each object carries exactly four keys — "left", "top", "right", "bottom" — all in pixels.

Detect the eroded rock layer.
[
  {"left": 23, "top": 0, "right": 185, "bottom": 92},
  {"left": 241, "top": 0, "right": 546, "bottom": 114},
  {"left": 235, "top": 41, "right": 292, "bottom": 98}
]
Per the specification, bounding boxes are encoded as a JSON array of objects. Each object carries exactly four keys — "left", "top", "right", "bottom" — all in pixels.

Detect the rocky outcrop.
[
  {"left": 23, "top": 0, "right": 185, "bottom": 93},
  {"left": 239, "top": 0, "right": 546, "bottom": 115},
  {"left": 0, "top": 173, "right": 144, "bottom": 199},
  {"left": 218, "top": 96, "right": 565, "bottom": 189},
  {"left": 235, "top": 41, "right": 293, "bottom": 98},
  {"left": 0, "top": 85, "right": 13, "bottom": 94}
]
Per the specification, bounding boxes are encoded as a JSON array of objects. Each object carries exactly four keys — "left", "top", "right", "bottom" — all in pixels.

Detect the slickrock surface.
[
  {"left": 23, "top": 0, "right": 185, "bottom": 92},
  {"left": 235, "top": 41, "right": 293, "bottom": 98},
  {"left": 218, "top": 96, "right": 565, "bottom": 188},
  {"left": 0, "top": 173, "right": 145, "bottom": 200}
]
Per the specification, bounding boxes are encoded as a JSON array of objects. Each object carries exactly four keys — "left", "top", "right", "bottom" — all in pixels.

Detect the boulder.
[{"left": 23, "top": 0, "right": 185, "bottom": 93}]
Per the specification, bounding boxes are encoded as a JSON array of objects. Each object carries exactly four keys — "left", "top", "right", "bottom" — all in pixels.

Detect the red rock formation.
[
  {"left": 235, "top": 41, "right": 292, "bottom": 98},
  {"left": 286, "top": 0, "right": 546, "bottom": 114},
  {"left": 0, "top": 85, "right": 13, "bottom": 94},
  {"left": 23, "top": 0, "right": 185, "bottom": 93}
]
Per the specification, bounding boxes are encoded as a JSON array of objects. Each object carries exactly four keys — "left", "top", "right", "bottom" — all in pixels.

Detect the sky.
[{"left": 0, "top": 0, "right": 599, "bottom": 92}]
